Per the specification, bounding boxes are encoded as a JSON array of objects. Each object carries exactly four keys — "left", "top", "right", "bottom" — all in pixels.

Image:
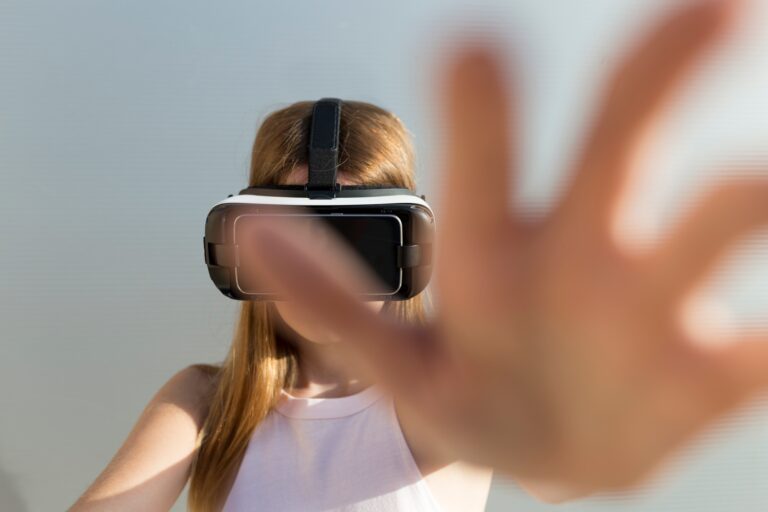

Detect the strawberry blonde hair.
[{"left": 187, "top": 100, "right": 431, "bottom": 511}]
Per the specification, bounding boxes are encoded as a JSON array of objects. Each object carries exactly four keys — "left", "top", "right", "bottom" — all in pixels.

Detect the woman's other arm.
[
  {"left": 67, "top": 364, "right": 216, "bottom": 512},
  {"left": 241, "top": 0, "right": 768, "bottom": 497}
]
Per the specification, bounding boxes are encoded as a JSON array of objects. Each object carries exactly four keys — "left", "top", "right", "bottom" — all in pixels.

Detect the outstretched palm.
[{"left": 250, "top": 0, "right": 768, "bottom": 494}]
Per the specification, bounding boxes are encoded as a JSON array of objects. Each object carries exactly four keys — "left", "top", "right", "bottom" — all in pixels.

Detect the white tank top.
[{"left": 221, "top": 384, "right": 445, "bottom": 512}]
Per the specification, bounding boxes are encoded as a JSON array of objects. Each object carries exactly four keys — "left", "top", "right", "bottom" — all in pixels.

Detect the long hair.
[{"left": 187, "top": 100, "right": 431, "bottom": 511}]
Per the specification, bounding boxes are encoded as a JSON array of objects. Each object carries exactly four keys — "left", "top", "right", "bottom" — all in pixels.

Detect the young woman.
[{"left": 68, "top": 100, "right": 494, "bottom": 512}]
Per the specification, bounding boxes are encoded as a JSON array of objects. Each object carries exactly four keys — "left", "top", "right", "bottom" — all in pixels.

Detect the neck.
[{"left": 285, "top": 331, "right": 374, "bottom": 399}]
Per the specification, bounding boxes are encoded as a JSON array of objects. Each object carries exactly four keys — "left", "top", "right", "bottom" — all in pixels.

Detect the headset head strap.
[{"left": 306, "top": 97, "right": 342, "bottom": 199}]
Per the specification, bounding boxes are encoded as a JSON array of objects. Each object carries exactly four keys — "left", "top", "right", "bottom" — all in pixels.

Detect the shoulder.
[
  {"left": 153, "top": 363, "right": 220, "bottom": 431},
  {"left": 163, "top": 363, "right": 219, "bottom": 399}
]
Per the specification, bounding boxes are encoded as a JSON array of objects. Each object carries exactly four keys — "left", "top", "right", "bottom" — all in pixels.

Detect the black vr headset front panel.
[{"left": 234, "top": 212, "right": 404, "bottom": 297}]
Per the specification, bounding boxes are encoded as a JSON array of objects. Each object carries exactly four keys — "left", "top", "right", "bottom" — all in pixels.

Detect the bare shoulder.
[
  {"left": 156, "top": 363, "right": 220, "bottom": 430},
  {"left": 67, "top": 363, "right": 221, "bottom": 511}
]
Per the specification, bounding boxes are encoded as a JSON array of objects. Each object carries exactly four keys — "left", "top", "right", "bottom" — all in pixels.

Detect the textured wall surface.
[{"left": 1, "top": 1, "right": 767, "bottom": 510}]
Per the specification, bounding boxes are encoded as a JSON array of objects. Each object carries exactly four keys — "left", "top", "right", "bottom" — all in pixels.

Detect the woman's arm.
[{"left": 67, "top": 364, "right": 216, "bottom": 512}]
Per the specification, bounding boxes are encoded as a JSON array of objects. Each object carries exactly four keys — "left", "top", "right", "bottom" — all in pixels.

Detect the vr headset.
[{"left": 203, "top": 98, "right": 435, "bottom": 301}]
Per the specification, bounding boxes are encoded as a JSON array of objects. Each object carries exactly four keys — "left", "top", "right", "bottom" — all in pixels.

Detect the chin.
[
  {"left": 272, "top": 300, "right": 386, "bottom": 345},
  {"left": 272, "top": 302, "right": 334, "bottom": 344}
]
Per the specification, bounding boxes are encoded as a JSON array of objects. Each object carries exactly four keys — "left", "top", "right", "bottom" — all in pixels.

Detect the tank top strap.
[{"left": 274, "top": 384, "right": 386, "bottom": 419}]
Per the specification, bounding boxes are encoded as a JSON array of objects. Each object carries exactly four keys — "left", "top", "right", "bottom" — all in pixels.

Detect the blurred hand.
[{"left": 248, "top": 0, "right": 768, "bottom": 494}]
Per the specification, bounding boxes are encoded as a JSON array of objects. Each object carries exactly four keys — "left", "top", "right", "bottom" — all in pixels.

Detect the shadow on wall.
[{"left": 0, "top": 463, "right": 27, "bottom": 512}]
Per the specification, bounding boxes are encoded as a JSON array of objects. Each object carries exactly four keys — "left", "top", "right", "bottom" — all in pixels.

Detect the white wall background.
[{"left": 1, "top": 1, "right": 767, "bottom": 510}]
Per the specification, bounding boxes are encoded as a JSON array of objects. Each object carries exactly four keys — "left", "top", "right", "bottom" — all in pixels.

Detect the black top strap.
[{"left": 306, "top": 97, "right": 342, "bottom": 198}]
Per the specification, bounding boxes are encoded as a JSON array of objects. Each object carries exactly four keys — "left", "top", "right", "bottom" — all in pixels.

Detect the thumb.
[{"left": 246, "top": 215, "right": 431, "bottom": 394}]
